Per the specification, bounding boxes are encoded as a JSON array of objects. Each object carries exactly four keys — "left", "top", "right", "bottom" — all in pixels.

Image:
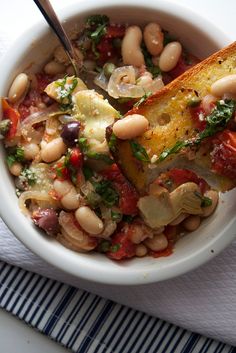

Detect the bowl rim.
[{"left": 0, "top": 0, "right": 235, "bottom": 285}]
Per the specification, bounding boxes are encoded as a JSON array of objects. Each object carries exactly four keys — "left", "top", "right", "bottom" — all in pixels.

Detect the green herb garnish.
[
  {"left": 187, "top": 98, "right": 201, "bottom": 107},
  {"left": 86, "top": 15, "right": 109, "bottom": 57},
  {"left": 92, "top": 180, "right": 119, "bottom": 207},
  {"left": 55, "top": 76, "right": 78, "bottom": 110},
  {"left": 20, "top": 168, "right": 37, "bottom": 186},
  {"left": 141, "top": 43, "right": 161, "bottom": 78},
  {"left": 82, "top": 166, "right": 94, "bottom": 180},
  {"left": 111, "top": 210, "right": 123, "bottom": 222},
  {"left": 194, "top": 191, "right": 213, "bottom": 207},
  {"left": 78, "top": 137, "right": 89, "bottom": 152},
  {"left": 98, "top": 240, "right": 111, "bottom": 253},
  {"left": 134, "top": 92, "right": 152, "bottom": 108},
  {"left": 86, "top": 151, "right": 114, "bottom": 165},
  {"left": 158, "top": 99, "right": 236, "bottom": 162},
  {"left": 6, "top": 147, "right": 25, "bottom": 167},
  {"left": 110, "top": 243, "right": 120, "bottom": 253},
  {"left": 130, "top": 140, "right": 150, "bottom": 162},
  {"left": 108, "top": 133, "right": 117, "bottom": 152}
]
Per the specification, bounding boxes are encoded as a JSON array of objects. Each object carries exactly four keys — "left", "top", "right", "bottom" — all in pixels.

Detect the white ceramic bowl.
[{"left": 0, "top": 0, "right": 236, "bottom": 285}]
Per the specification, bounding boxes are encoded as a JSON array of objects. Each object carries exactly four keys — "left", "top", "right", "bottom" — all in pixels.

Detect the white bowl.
[{"left": 0, "top": 0, "right": 235, "bottom": 285}]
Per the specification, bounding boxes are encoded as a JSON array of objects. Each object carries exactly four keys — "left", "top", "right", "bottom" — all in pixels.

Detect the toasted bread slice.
[{"left": 107, "top": 41, "right": 236, "bottom": 193}]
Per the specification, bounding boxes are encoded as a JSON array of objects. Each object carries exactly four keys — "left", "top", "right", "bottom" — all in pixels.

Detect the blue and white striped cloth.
[{"left": 0, "top": 261, "right": 235, "bottom": 353}]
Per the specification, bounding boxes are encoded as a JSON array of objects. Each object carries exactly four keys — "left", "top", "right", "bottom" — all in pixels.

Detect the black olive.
[
  {"left": 60, "top": 121, "right": 80, "bottom": 147},
  {"left": 32, "top": 208, "right": 59, "bottom": 236}
]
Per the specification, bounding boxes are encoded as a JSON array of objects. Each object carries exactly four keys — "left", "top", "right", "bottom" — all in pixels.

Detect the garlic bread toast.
[{"left": 107, "top": 41, "right": 236, "bottom": 193}]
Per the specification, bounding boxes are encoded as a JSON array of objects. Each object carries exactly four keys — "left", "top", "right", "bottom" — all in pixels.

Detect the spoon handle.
[{"left": 33, "top": 0, "right": 79, "bottom": 75}]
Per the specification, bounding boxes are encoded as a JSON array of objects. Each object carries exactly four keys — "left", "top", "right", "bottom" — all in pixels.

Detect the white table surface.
[{"left": 0, "top": 0, "right": 235, "bottom": 352}]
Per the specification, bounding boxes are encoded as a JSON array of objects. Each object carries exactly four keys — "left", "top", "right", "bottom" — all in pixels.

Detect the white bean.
[
  {"left": 41, "top": 137, "right": 66, "bottom": 163},
  {"left": 121, "top": 26, "right": 145, "bottom": 67},
  {"left": 75, "top": 206, "right": 104, "bottom": 235},
  {"left": 44, "top": 61, "right": 66, "bottom": 75},
  {"left": 53, "top": 179, "right": 73, "bottom": 197},
  {"left": 8, "top": 73, "right": 29, "bottom": 103},
  {"left": 61, "top": 188, "right": 80, "bottom": 210},
  {"left": 201, "top": 190, "right": 219, "bottom": 217},
  {"left": 113, "top": 114, "right": 149, "bottom": 140},
  {"left": 144, "top": 233, "right": 168, "bottom": 251},
  {"left": 135, "top": 244, "right": 148, "bottom": 257},
  {"left": 159, "top": 41, "right": 182, "bottom": 72},
  {"left": 54, "top": 46, "right": 70, "bottom": 65},
  {"left": 143, "top": 23, "right": 164, "bottom": 56},
  {"left": 9, "top": 162, "right": 22, "bottom": 176},
  {"left": 183, "top": 215, "right": 201, "bottom": 231},
  {"left": 211, "top": 74, "right": 236, "bottom": 97},
  {"left": 23, "top": 142, "right": 40, "bottom": 160}
]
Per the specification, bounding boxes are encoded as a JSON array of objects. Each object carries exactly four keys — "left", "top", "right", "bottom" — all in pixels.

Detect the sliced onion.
[
  {"left": 94, "top": 70, "right": 109, "bottom": 91},
  {"left": 21, "top": 106, "right": 57, "bottom": 143},
  {"left": 107, "top": 66, "right": 164, "bottom": 98},
  {"left": 19, "top": 191, "right": 54, "bottom": 215}
]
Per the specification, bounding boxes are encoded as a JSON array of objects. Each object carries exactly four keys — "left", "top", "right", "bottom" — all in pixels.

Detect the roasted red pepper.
[
  {"left": 2, "top": 98, "right": 20, "bottom": 140},
  {"left": 211, "top": 130, "right": 236, "bottom": 179},
  {"left": 107, "top": 231, "right": 136, "bottom": 260},
  {"left": 102, "top": 164, "right": 139, "bottom": 215}
]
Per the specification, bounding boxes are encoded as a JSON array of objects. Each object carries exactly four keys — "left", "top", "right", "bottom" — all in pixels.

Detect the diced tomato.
[
  {"left": 50, "top": 162, "right": 70, "bottom": 181},
  {"left": 105, "top": 24, "right": 126, "bottom": 39},
  {"left": 168, "top": 53, "right": 200, "bottom": 80},
  {"left": 69, "top": 147, "right": 83, "bottom": 169},
  {"left": 149, "top": 243, "right": 173, "bottom": 258},
  {"left": 97, "top": 38, "right": 116, "bottom": 65},
  {"left": 107, "top": 231, "right": 136, "bottom": 260},
  {"left": 189, "top": 105, "right": 207, "bottom": 131},
  {"left": 102, "top": 164, "right": 139, "bottom": 215},
  {"left": 164, "top": 168, "right": 208, "bottom": 193},
  {"left": 211, "top": 130, "right": 236, "bottom": 179},
  {"left": 36, "top": 73, "right": 53, "bottom": 93},
  {"left": 2, "top": 98, "right": 20, "bottom": 140}
]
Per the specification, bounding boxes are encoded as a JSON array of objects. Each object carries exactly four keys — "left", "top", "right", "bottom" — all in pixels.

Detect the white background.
[{"left": 0, "top": 0, "right": 235, "bottom": 351}]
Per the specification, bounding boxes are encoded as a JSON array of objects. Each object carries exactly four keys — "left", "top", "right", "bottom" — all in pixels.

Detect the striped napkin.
[{"left": 0, "top": 261, "right": 235, "bottom": 353}]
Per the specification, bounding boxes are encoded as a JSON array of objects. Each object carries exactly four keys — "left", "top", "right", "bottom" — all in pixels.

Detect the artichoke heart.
[
  {"left": 170, "top": 182, "right": 203, "bottom": 217},
  {"left": 138, "top": 182, "right": 202, "bottom": 228},
  {"left": 73, "top": 90, "right": 120, "bottom": 145}
]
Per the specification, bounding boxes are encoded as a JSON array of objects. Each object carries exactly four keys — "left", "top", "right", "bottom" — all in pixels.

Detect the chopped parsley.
[
  {"left": 98, "top": 240, "right": 111, "bottom": 253},
  {"left": 134, "top": 92, "right": 152, "bottom": 108},
  {"left": 86, "top": 14, "right": 109, "bottom": 57},
  {"left": 20, "top": 168, "right": 37, "bottom": 186},
  {"left": 78, "top": 137, "right": 113, "bottom": 164},
  {"left": 130, "top": 140, "right": 150, "bottom": 163},
  {"left": 110, "top": 243, "right": 120, "bottom": 253},
  {"left": 111, "top": 210, "right": 122, "bottom": 222},
  {"left": 194, "top": 191, "right": 213, "bottom": 208},
  {"left": 108, "top": 133, "right": 117, "bottom": 152},
  {"left": 82, "top": 166, "right": 94, "bottom": 180},
  {"left": 6, "top": 147, "right": 25, "bottom": 167},
  {"left": 55, "top": 76, "right": 78, "bottom": 110},
  {"left": 86, "top": 151, "right": 114, "bottom": 165},
  {"left": 92, "top": 180, "right": 119, "bottom": 207},
  {"left": 158, "top": 99, "right": 236, "bottom": 162},
  {"left": 141, "top": 43, "right": 161, "bottom": 78}
]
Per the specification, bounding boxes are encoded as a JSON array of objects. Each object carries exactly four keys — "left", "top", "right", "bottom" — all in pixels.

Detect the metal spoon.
[{"left": 33, "top": 0, "right": 80, "bottom": 76}]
